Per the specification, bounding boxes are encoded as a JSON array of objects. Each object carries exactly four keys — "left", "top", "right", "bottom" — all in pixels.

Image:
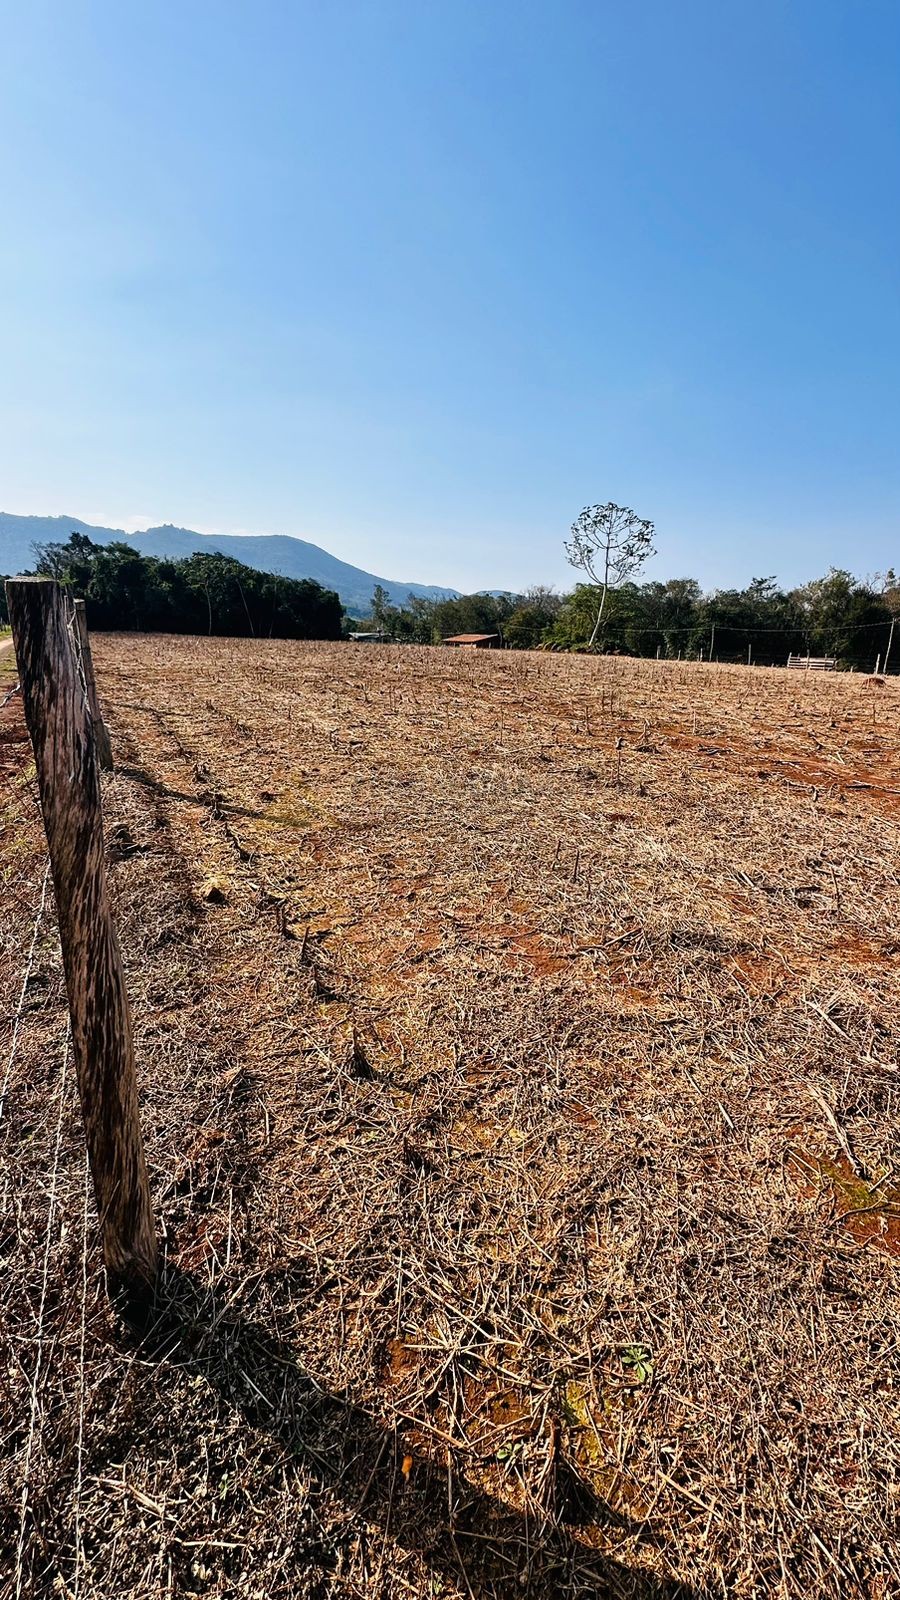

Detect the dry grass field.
[{"left": 2, "top": 635, "right": 900, "bottom": 1600}]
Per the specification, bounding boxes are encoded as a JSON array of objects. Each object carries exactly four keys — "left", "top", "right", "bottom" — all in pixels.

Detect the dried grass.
[{"left": 2, "top": 637, "right": 899, "bottom": 1599}]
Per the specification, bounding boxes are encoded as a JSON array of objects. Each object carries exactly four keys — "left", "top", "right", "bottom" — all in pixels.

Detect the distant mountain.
[
  {"left": 0, "top": 513, "right": 458, "bottom": 616},
  {"left": 0, "top": 515, "right": 114, "bottom": 576}
]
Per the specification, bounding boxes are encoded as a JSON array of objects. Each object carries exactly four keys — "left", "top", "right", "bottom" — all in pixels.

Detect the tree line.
[
  {"left": 361, "top": 501, "right": 897, "bottom": 669},
  {"left": 0, "top": 533, "right": 343, "bottom": 639},
  {"left": 1, "top": 528, "right": 896, "bottom": 670},
  {"left": 365, "top": 568, "right": 899, "bottom": 669}
]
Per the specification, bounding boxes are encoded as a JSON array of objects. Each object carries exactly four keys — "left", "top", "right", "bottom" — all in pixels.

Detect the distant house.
[
  {"left": 348, "top": 630, "right": 389, "bottom": 643},
  {"left": 444, "top": 633, "right": 499, "bottom": 649}
]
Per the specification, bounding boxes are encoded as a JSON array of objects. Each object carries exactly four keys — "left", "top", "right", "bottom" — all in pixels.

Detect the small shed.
[{"left": 444, "top": 633, "right": 499, "bottom": 649}]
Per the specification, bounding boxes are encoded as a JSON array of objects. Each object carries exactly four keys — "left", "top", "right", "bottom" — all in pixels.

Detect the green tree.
[
  {"left": 641, "top": 578, "right": 702, "bottom": 657},
  {"left": 431, "top": 592, "right": 517, "bottom": 642},
  {"left": 396, "top": 593, "right": 438, "bottom": 642},
  {"left": 370, "top": 584, "right": 394, "bottom": 634},
  {"left": 503, "top": 586, "right": 563, "bottom": 649},
  {"left": 791, "top": 569, "right": 889, "bottom": 667},
  {"left": 548, "top": 585, "right": 607, "bottom": 650},
  {"left": 29, "top": 533, "right": 342, "bottom": 640}
]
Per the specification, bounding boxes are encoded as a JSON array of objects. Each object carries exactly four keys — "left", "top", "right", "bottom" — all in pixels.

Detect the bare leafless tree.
[{"left": 565, "top": 503, "right": 656, "bottom": 647}]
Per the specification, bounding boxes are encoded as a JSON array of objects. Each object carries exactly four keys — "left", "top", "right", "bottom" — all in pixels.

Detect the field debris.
[
  {"left": 2, "top": 637, "right": 899, "bottom": 1599},
  {"left": 199, "top": 875, "right": 231, "bottom": 905}
]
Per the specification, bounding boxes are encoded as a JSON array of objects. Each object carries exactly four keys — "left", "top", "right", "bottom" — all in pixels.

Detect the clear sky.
[{"left": 1, "top": 0, "right": 898, "bottom": 594}]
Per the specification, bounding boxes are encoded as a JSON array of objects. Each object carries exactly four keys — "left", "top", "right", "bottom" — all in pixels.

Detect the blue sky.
[{"left": 1, "top": 0, "right": 898, "bottom": 593}]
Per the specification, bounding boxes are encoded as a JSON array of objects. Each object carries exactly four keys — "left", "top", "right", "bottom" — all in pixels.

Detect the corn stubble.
[{"left": 2, "top": 636, "right": 899, "bottom": 1599}]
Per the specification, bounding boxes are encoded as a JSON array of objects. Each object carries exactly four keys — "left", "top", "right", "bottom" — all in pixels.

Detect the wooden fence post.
[
  {"left": 73, "top": 598, "right": 113, "bottom": 771},
  {"left": 5, "top": 578, "right": 158, "bottom": 1305}
]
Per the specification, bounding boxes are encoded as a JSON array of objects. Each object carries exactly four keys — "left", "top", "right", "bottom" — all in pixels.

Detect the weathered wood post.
[
  {"left": 5, "top": 578, "right": 158, "bottom": 1305},
  {"left": 73, "top": 598, "right": 113, "bottom": 771}
]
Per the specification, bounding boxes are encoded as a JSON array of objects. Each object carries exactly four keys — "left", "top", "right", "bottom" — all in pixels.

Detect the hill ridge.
[{"left": 0, "top": 513, "right": 458, "bottom": 616}]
